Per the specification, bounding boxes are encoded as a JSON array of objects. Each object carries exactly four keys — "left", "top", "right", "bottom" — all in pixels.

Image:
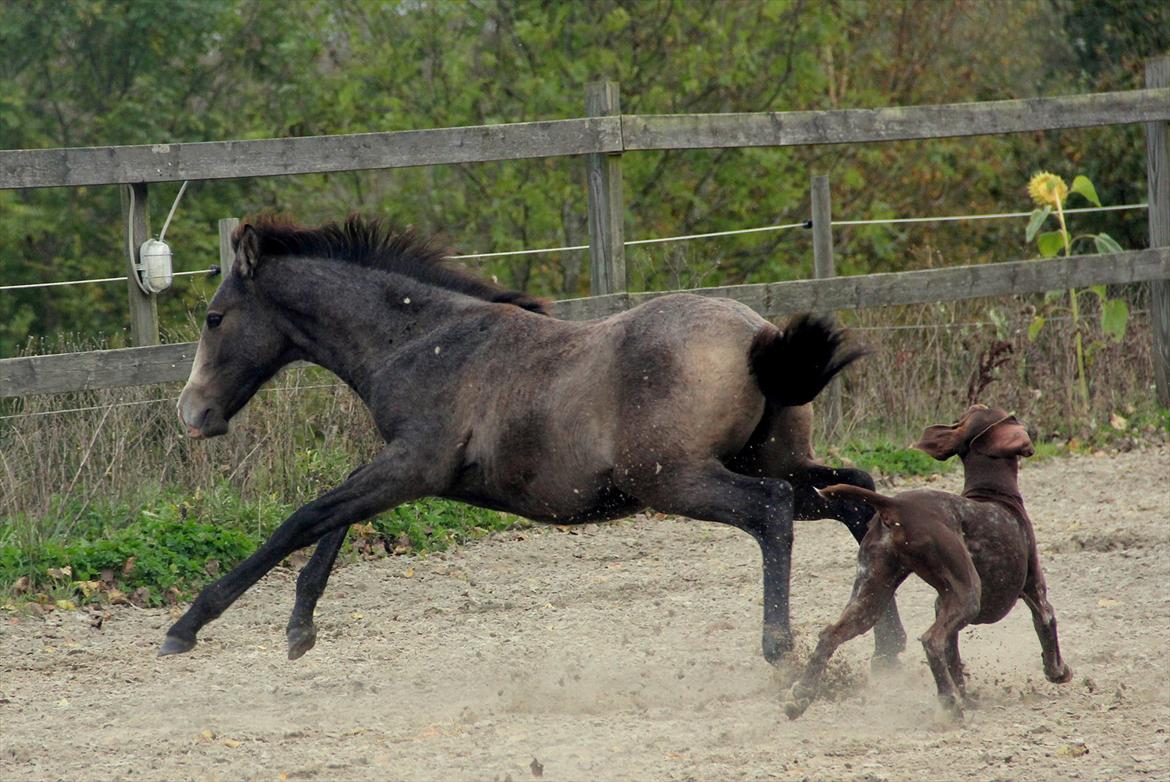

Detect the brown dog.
[{"left": 783, "top": 405, "right": 1072, "bottom": 720}]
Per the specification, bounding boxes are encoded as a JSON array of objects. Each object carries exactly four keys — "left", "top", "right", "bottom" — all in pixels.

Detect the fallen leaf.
[
  {"left": 1109, "top": 412, "right": 1128, "bottom": 430},
  {"left": 199, "top": 729, "right": 216, "bottom": 743},
  {"left": 13, "top": 576, "right": 30, "bottom": 595},
  {"left": 107, "top": 589, "right": 129, "bottom": 606},
  {"left": 121, "top": 557, "right": 137, "bottom": 577},
  {"left": 1057, "top": 740, "right": 1089, "bottom": 757},
  {"left": 1097, "top": 598, "right": 1120, "bottom": 608},
  {"left": 222, "top": 738, "right": 241, "bottom": 748},
  {"left": 55, "top": 599, "right": 76, "bottom": 611},
  {"left": 404, "top": 567, "right": 414, "bottom": 578},
  {"left": 74, "top": 580, "right": 104, "bottom": 598},
  {"left": 47, "top": 566, "right": 72, "bottom": 580}
]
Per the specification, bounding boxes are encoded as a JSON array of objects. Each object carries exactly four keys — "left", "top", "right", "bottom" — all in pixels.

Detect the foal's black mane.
[{"left": 234, "top": 215, "right": 550, "bottom": 315}]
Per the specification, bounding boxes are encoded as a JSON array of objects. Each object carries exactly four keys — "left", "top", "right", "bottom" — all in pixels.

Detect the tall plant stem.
[{"left": 1055, "top": 201, "right": 1090, "bottom": 412}]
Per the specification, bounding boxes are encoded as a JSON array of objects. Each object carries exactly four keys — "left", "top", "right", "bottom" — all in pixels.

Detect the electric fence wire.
[{"left": 0, "top": 203, "right": 1148, "bottom": 291}]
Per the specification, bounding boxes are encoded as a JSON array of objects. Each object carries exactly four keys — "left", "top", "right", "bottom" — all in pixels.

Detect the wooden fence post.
[
  {"left": 1146, "top": 57, "right": 1170, "bottom": 407},
  {"left": 811, "top": 174, "right": 842, "bottom": 434},
  {"left": 585, "top": 80, "right": 625, "bottom": 295},
  {"left": 120, "top": 182, "right": 159, "bottom": 346},
  {"left": 218, "top": 217, "right": 239, "bottom": 273}
]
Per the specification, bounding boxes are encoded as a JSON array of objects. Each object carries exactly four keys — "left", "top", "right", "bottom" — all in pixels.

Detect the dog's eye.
[{"left": 206, "top": 312, "right": 223, "bottom": 329}]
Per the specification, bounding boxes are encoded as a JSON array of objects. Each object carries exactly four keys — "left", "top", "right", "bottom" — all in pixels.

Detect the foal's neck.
[{"left": 261, "top": 259, "right": 462, "bottom": 400}]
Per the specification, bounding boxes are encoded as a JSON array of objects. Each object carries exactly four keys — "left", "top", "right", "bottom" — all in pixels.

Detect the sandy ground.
[{"left": 2, "top": 446, "right": 1167, "bottom": 782}]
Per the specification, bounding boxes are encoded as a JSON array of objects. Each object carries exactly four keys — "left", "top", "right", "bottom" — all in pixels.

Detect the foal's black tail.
[{"left": 749, "top": 313, "right": 866, "bottom": 407}]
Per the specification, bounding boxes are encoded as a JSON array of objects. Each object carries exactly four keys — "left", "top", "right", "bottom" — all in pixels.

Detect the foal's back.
[{"left": 446, "top": 293, "right": 771, "bottom": 522}]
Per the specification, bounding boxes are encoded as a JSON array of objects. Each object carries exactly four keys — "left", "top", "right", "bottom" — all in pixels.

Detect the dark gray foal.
[
  {"left": 783, "top": 405, "right": 1072, "bottom": 721},
  {"left": 167, "top": 215, "right": 904, "bottom": 663}
]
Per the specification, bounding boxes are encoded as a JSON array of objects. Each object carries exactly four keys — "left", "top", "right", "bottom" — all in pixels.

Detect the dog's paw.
[{"left": 1046, "top": 663, "right": 1073, "bottom": 684}]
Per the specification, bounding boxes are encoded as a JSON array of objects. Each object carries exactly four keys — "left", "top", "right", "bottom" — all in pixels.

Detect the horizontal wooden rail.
[
  {"left": 0, "top": 118, "right": 622, "bottom": 190},
  {"left": 556, "top": 247, "right": 1170, "bottom": 320},
  {"left": 623, "top": 88, "right": 1170, "bottom": 151},
  {"left": 3, "top": 89, "right": 1168, "bottom": 189},
  {"left": 4, "top": 248, "right": 1166, "bottom": 398}
]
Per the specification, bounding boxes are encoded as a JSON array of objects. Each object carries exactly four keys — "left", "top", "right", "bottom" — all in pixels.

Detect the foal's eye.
[{"left": 206, "top": 312, "right": 223, "bottom": 329}]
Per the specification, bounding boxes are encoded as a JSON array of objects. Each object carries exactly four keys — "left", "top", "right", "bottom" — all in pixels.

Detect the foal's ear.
[
  {"left": 234, "top": 224, "right": 261, "bottom": 278},
  {"left": 913, "top": 423, "right": 965, "bottom": 460}
]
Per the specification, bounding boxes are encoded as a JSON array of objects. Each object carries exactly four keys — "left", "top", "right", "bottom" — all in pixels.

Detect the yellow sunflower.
[{"left": 1028, "top": 172, "right": 1068, "bottom": 208}]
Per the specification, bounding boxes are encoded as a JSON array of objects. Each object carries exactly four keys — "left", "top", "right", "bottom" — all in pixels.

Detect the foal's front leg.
[
  {"left": 160, "top": 449, "right": 430, "bottom": 656},
  {"left": 286, "top": 525, "right": 349, "bottom": 660}
]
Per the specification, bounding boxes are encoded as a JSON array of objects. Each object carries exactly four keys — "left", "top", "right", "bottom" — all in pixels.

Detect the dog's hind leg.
[
  {"left": 921, "top": 580, "right": 981, "bottom": 721},
  {"left": 784, "top": 539, "right": 909, "bottom": 719},
  {"left": 730, "top": 403, "right": 908, "bottom": 666}
]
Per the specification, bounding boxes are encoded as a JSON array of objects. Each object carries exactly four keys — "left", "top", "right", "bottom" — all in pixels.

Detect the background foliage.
[
  {"left": 1, "top": 1, "right": 1167, "bottom": 601},
  {"left": 2, "top": 0, "right": 1167, "bottom": 354}
]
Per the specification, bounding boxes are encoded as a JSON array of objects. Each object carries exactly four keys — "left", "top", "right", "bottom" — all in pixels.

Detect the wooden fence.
[{"left": 2, "top": 58, "right": 1168, "bottom": 404}]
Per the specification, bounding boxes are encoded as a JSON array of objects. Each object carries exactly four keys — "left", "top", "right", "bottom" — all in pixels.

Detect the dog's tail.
[
  {"left": 816, "top": 483, "right": 896, "bottom": 512},
  {"left": 749, "top": 313, "right": 866, "bottom": 407}
]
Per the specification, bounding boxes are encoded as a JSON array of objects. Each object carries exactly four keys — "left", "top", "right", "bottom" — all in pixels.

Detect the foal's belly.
[{"left": 445, "top": 465, "right": 644, "bottom": 525}]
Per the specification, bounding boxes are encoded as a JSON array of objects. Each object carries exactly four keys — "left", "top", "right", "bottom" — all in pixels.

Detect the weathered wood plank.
[
  {"left": 624, "top": 88, "right": 1170, "bottom": 150},
  {"left": 585, "top": 80, "right": 626, "bottom": 295},
  {"left": 1146, "top": 58, "right": 1170, "bottom": 406},
  {"left": 0, "top": 117, "right": 623, "bottom": 189},
  {"left": 556, "top": 248, "right": 1170, "bottom": 321},
  {"left": 5, "top": 90, "right": 1168, "bottom": 190},
  {"left": 0, "top": 343, "right": 197, "bottom": 397},
  {"left": 5, "top": 249, "right": 1168, "bottom": 397}
]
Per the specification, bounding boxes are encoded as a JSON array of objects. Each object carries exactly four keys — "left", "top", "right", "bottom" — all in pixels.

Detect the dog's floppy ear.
[
  {"left": 233, "top": 224, "right": 261, "bottom": 279},
  {"left": 972, "top": 417, "right": 1035, "bottom": 459},
  {"left": 913, "top": 404, "right": 988, "bottom": 460},
  {"left": 913, "top": 422, "right": 966, "bottom": 460}
]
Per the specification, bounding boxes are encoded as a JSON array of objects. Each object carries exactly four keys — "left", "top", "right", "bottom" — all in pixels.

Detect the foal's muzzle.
[{"left": 177, "top": 386, "right": 229, "bottom": 438}]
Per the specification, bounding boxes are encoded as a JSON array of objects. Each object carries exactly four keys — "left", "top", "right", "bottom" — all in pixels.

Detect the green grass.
[
  {"left": 6, "top": 416, "right": 1161, "bottom": 607},
  {"left": 826, "top": 440, "right": 955, "bottom": 478},
  {"left": 0, "top": 478, "right": 515, "bottom": 606}
]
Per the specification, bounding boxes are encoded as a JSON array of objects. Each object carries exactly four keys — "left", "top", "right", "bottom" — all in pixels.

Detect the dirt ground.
[{"left": 2, "top": 446, "right": 1167, "bottom": 782}]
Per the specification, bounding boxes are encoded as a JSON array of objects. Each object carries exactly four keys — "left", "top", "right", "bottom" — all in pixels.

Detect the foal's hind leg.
[
  {"left": 731, "top": 403, "right": 907, "bottom": 664},
  {"left": 620, "top": 459, "right": 797, "bottom": 663},
  {"left": 286, "top": 525, "right": 349, "bottom": 660}
]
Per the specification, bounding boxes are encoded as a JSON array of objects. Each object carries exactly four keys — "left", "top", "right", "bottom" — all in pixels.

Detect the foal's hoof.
[
  {"left": 870, "top": 652, "right": 902, "bottom": 674},
  {"left": 1046, "top": 663, "right": 1073, "bottom": 684},
  {"left": 287, "top": 623, "right": 318, "bottom": 661},
  {"left": 761, "top": 626, "right": 794, "bottom": 666},
  {"left": 158, "top": 634, "right": 197, "bottom": 657}
]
